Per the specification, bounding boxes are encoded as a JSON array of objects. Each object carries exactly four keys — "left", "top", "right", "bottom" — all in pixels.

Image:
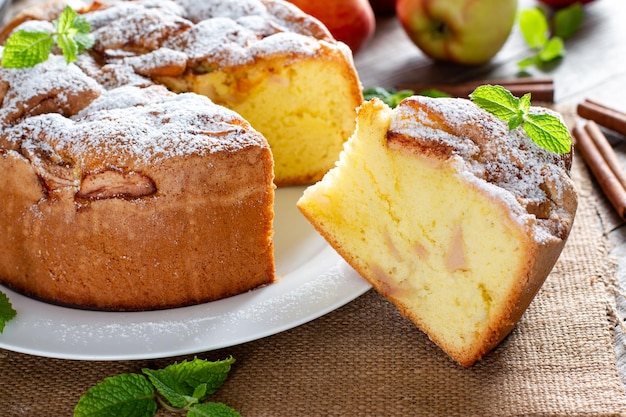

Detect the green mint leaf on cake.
[
  {"left": 142, "top": 357, "right": 235, "bottom": 409},
  {"left": 75, "top": 357, "right": 238, "bottom": 417},
  {"left": 469, "top": 85, "right": 571, "bottom": 154},
  {"left": 54, "top": 5, "right": 94, "bottom": 63},
  {"left": 73, "top": 373, "right": 158, "bottom": 417},
  {"left": 522, "top": 112, "right": 572, "bottom": 154},
  {"left": 2, "top": 5, "right": 94, "bottom": 68},
  {"left": 0, "top": 290, "right": 17, "bottom": 333},
  {"left": 1, "top": 31, "right": 55, "bottom": 68},
  {"left": 468, "top": 84, "right": 520, "bottom": 122}
]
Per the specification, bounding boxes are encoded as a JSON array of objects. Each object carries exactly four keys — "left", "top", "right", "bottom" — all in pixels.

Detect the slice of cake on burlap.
[{"left": 297, "top": 97, "right": 577, "bottom": 367}]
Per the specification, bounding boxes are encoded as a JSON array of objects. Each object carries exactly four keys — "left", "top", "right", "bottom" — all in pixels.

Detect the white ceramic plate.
[{"left": 0, "top": 186, "right": 371, "bottom": 360}]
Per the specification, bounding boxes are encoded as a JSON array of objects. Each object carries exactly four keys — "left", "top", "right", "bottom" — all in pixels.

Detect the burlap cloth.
[
  {"left": 0, "top": 0, "right": 623, "bottom": 403},
  {"left": 1, "top": 115, "right": 626, "bottom": 415}
]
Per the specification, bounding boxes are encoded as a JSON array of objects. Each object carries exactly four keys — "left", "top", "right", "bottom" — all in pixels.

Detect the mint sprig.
[
  {"left": 0, "top": 290, "right": 17, "bottom": 333},
  {"left": 517, "top": 3, "right": 584, "bottom": 70},
  {"left": 142, "top": 357, "right": 234, "bottom": 410},
  {"left": 2, "top": 5, "right": 94, "bottom": 68},
  {"left": 74, "top": 357, "right": 240, "bottom": 417},
  {"left": 469, "top": 85, "right": 571, "bottom": 154},
  {"left": 74, "top": 373, "right": 158, "bottom": 417}
]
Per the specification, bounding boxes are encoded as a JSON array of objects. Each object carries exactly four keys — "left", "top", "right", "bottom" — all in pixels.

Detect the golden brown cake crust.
[
  {"left": 0, "top": 54, "right": 275, "bottom": 311},
  {"left": 0, "top": 0, "right": 361, "bottom": 309}
]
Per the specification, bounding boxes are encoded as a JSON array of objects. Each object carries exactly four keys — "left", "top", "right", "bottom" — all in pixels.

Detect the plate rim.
[{"left": 0, "top": 186, "right": 371, "bottom": 360}]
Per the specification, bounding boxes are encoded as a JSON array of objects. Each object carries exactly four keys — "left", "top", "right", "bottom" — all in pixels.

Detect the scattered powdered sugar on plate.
[
  {"left": 224, "top": 264, "right": 353, "bottom": 326},
  {"left": 0, "top": 258, "right": 370, "bottom": 359}
]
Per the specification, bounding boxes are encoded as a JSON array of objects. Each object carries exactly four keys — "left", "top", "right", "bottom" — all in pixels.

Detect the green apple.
[{"left": 396, "top": 0, "right": 518, "bottom": 65}]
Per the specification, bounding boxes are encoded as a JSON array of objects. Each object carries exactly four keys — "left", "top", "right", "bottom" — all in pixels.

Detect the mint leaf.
[
  {"left": 54, "top": 4, "right": 77, "bottom": 34},
  {"left": 57, "top": 33, "right": 79, "bottom": 64},
  {"left": 1, "top": 5, "right": 94, "bottom": 68},
  {"left": 523, "top": 112, "right": 572, "bottom": 154},
  {"left": 188, "top": 403, "right": 242, "bottom": 417},
  {"left": 58, "top": 6, "right": 94, "bottom": 52},
  {"left": 142, "top": 357, "right": 235, "bottom": 409},
  {"left": 519, "top": 8, "right": 549, "bottom": 49},
  {"left": 470, "top": 85, "right": 571, "bottom": 154},
  {"left": 75, "top": 358, "right": 239, "bottom": 416},
  {"left": 519, "top": 93, "right": 532, "bottom": 113},
  {"left": 517, "top": 4, "right": 583, "bottom": 70},
  {"left": 0, "top": 291, "right": 17, "bottom": 333},
  {"left": 538, "top": 36, "right": 565, "bottom": 62},
  {"left": 517, "top": 55, "right": 539, "bottom": 70},
  {"left": 553, "top": 3, "right": 584, "bottom": 39},
  {"left": 74, "top": 31, "right": 95, "bottom": 51},
  {"left": 74, "top": 373, "right": 157, "bottom": 417},
  {"left": 1, "top": 31, "right": 54, "bottom": 68},
  {"left": 55, "top": 6, "right": 94, "bottom": 63},
  {"left": 468, "top": 85, "right": 520, "bottom": 123},
  {"left": 141, "top": 368, "right": 194, "bottom": 409}
]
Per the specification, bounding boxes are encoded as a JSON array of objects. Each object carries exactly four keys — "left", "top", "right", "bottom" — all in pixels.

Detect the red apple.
[
  {"left": 286, "top": 0, "right": 376, "bottom": 54},
  {"left": 539, "top": 0, "right": 595, "bottom": 7},
  {"left": 396, "top": 0, "right": 518, "bottom": 65}
]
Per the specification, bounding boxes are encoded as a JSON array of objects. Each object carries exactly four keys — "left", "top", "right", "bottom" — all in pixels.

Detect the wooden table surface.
[{"left": 356, "top": 0, "right": 626, "bottom": 105}]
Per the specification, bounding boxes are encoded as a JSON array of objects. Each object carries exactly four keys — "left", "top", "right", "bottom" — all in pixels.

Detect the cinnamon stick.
[
  {"left": 577, "top": 99, "right": 626, "bottom": 137},
  {"left": 397, "top": 77, "right": 554, "bottom": 102},
  {"left": 585, "top": 121, "right": 626, "bottom": 190},
  {"left": 573, "top": 121, "right": 626, "bottom": 219}
]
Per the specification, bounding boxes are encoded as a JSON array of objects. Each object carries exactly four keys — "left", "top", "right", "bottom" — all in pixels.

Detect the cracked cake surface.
[{"left": 1, "top": 0, "right": 363, "bottom": 185}]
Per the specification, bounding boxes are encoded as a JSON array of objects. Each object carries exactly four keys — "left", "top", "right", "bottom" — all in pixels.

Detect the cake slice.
[{"left": 297, "top": 97, "right": 577, "bottom": 367}]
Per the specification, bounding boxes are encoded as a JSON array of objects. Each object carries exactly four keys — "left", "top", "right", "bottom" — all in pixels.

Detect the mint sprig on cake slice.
[{"left": 469, "top": 84, "right": 571, "bottom": 154}]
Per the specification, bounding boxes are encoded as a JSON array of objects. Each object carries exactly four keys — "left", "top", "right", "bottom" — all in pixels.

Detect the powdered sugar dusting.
[
  {"left": 79, "top": 0, "right": 336, "bottom": 71},
  {"left": 3, "top": 84, "right": 267, "bottom": 166},
  {"left": 0, "top": 53, "right": 104, "bottom": 124},
  {"left": 390, "top": 96, "right": 575, "bottom": 242},
  {"left": 0, "top": 0, "right": 348, "bottom": 180}
]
